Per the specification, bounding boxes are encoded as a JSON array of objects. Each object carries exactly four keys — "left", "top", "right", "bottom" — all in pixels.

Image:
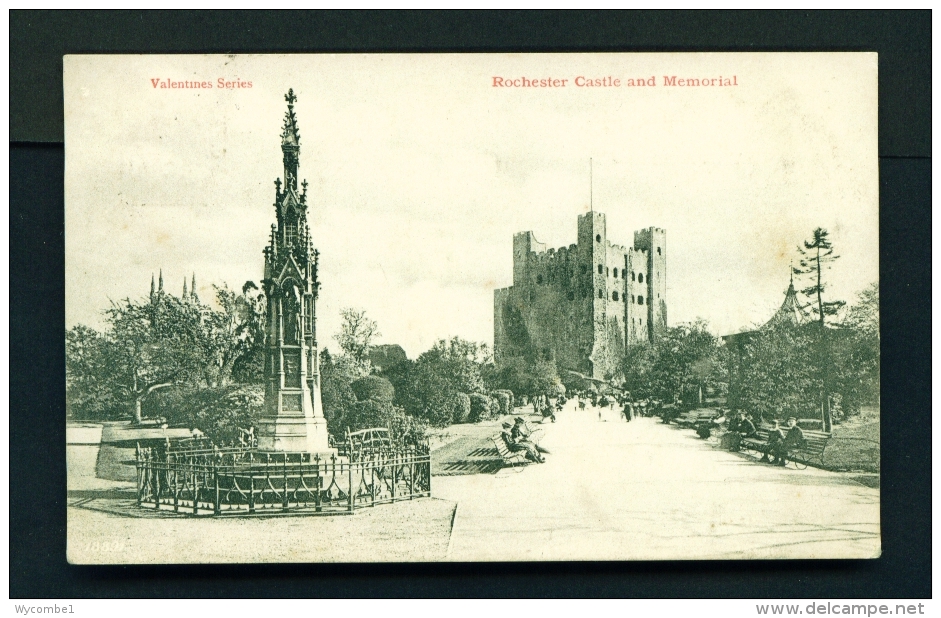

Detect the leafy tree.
[
  {"left": 647, "top": 320, "right": 723, "bottom": 403},
  {"left": 833, "top": 283, "right": 880, "bottom": 415},
  {"left": 319, "top": 348, "right": 358, "bottom": 436},
  {"left": 620, "top": 343, "right": 656, "bottom": 399},
  {"left": 106, "top": 295, "right": 208, "bottom": 423},
  {"left": 66, "top": 325, "right": 123, "bottom": 419},
  {"left": 735, "top": 322, "right": 822, "bottom": 422},
  {"left": 211, "top": 281, "right": 267, "bottom": 385},
  {"left": 530, "top": 358, "right": 562, "bottom": 398},
  {"left": 66, "top": 281, "right": 267, "bottom": 425},
  {"left": 335, "top": 308, "right": 380, "bottom": 374},
  {"left": 419, "top": 337, "right": 488, "bottom": 394}
]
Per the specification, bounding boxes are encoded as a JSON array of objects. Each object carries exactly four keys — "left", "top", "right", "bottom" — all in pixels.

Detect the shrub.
[
  {"left": 161, "top": 385, "right": 263, "bottom": 445},
  {"left": 450, "top": 392, "right": 472, "bottom": 424},
  {"left": 351, "top": 375, "right": 395, "bottom": 402},
  {"left": 488, "top": 397, "right": 501, "bottom": 418},
  {"left": 492, "top": 390, "right": 513, "bottom": 415},
  {"left": 468, "top": 393, "right": 492, "bottom": 423}
]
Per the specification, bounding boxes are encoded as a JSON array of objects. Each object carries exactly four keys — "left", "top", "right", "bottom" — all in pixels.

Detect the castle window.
[
  {"left": 597, "top": 264, "right": 603, "bottom": 274},
  {"left": 285, "top": 222, "right": 297, "bottom": 246},
  {"left": 657, "top": 247, "right": 661, "bottom": 255},
  {"left": 613, "top": 267, "right": 618, "bottom": 278},
  {"left": 606, "top": 267, "right": 610, "bottom": 276},
  {"left": 638, "top": 273, "right": 645, "bottom": 284},
  {"left": 612, "top": 291, "right": 619, "bottom": 301},
  {"left": 536, "top": 274, "right": 543, "bottom": 284},
  {"left": 598, "top": 289, "right": 604, "bottom": 299},
  {"left": 596, "top": 234, "right": 601, "bottom": 243},
  {"left": 638, "top": 296, "right": 645, "bottom": 305},
  {"left": 632, "top": 295, "right": 635, "bottom": 303},
  {"left": 631, "top": 272, "right": 636, "bottom": 282}
]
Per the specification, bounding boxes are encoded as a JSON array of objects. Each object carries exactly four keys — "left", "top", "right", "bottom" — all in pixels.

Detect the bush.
[
  {"left": 160, "top": 385, "right": 263, "bottom": 445},
  {"left": 468, "top": 393, "right": 492, "bottom": 423},
  {"left": 492, "top": 390, "right": 513, "bottom": 415},
  {"left": 351, "top": 375, "right": 395, "bottom": 402},
  {"left": 450, "top": 392, "right": 472, "bottom": 424},
  {"left": 488, "top": 397, "right": 501, "bottom": 418}
]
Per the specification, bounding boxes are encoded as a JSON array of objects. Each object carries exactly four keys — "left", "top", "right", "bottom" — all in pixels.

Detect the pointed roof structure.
[{"left": 760, "top": 272, "right": 808, "bottom": 330}]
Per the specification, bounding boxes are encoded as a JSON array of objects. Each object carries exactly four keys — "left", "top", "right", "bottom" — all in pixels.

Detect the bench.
[
  {"left": 491, "top": 435, "right": 531, "bottom": 469},
  {"left": 741, "top": 425, "right": 831, "bottom": 469},
  {"left": 344, "top": 427, "right": 393, "bottom": 459},
  {"left": 677, "top": 409, "right": 719, "bottom": 429},
  {"left": 518, "top": 420, "right": 545, "bottom": 444}
]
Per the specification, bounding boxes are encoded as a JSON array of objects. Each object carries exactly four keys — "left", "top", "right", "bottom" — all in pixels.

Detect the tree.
[
  {"left": 646, "top": 320, "right": 723, "bottom": 404},
  {"left": 833, "top": 283, "right": 880, "bottom": 415},
  {"left": 210, "top": 281, "right": 267, "bottom": 385},
  {"left": 793, "top": 228, "right": 845, "bottom": 327},
  {"left": 107, "top": 295, "right": 207, "bottom": 423},
  {"left": 336, "top": 308, "right": 380, "bottom": 373},
  {"left": 66, "top": 325, "right": 123, "bottom": 419},
  {"left": 736, "top": 322, "right": 821, "bottom": 422},
  {"left": 793, "top": 227, "right": 845, "bottom": 431}
]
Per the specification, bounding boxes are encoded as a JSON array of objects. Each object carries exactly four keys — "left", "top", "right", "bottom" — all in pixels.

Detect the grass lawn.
[{"left": 824, "top": 406, "right": 880, "bottom": 473}]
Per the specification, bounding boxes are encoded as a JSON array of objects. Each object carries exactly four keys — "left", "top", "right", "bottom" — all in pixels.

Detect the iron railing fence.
[{"left": 136, "top": 442, "right": 431, "bottom": 516}]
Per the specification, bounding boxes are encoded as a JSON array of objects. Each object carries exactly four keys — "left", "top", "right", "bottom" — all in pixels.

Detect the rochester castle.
[{"left": 494, "top": 212, "right": 666, "bottom": 381}]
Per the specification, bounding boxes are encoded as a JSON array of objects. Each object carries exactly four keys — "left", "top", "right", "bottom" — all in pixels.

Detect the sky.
[{"left": 65, "top": 53, "right": 878, "bottom": 359}]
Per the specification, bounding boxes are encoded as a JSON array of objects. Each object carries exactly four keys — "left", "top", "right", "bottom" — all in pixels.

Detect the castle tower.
[
  {"left": 495, "top": 212, "right": 667, "bottom": 383},
  {"left": 577, "top": 212, "right": 610, "bottom": 377},
  {"left": 633, "top": 227, "right": 667, "bottom": 339},
  {"left": 256, "top": 89, "right": 333, "bottom": 455}
]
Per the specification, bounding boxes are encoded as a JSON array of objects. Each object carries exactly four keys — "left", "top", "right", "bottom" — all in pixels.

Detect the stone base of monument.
[{"left": 256, "top": 412, "right": 337, "bottom": 457}]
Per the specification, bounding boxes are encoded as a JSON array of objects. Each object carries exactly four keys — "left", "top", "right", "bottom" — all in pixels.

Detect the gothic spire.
[
  {"left": 150, "top": 274, "right": 155, "bottom": 300},
  {"left": 158, "top": 269, "right": 164, "bottom": 292},
  {"left": 182, "top": 277, "right": 188, "bottom": 299},
  {"left": 191, "top": 273, "right": 197, "bottom": 300},
  {"left": 281, "top": 89, "right": 301, "bottom": 192},
  {"left": 281, "top": 89, "right": 301, "bottom": 148}
]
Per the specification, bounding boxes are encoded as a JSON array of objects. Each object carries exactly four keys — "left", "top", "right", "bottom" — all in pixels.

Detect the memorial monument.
[{"left": 256, "top": 89, "right": 334, "bottom": 455}]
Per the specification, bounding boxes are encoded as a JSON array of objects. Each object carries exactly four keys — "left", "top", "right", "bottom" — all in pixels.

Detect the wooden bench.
[
  {"left": 677, "top": 409, "right": 719, "bottom": 429},
  {"left": 518, "top": 420, "right": 545, "bottom": 444},
  {"left": 490, "top": 435, "right": 531, "bottom": 468},
  {"left": 344, "top": 427, "right": 393, "bottom": 459},
  {"left": 741, "top": 425, "right": 831, "bottom": 469}
]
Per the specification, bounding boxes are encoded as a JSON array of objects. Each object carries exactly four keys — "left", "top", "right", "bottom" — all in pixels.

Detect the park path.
[{"left": 435, "top": 400, "right": 880, "bottom": 561}]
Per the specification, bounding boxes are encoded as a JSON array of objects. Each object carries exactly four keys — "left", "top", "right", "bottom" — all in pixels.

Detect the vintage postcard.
[{"left": 65, "top": 53, "right": 879, "bottom": 563}]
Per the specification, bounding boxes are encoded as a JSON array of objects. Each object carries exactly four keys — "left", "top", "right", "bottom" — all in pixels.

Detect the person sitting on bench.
[
  {"left": 513, "top": 417, "right": 550, "bottom": 454},
  {"left": 759, "top": 419, "right": 786, "bottom": 464},
  {"left": 728, "top": 410, "right": 756, "bottom": 451},
  {"left": 775, "top": 416, "right": 805, "bottom": 467},
  {"left": 501, "top": 422, "right": 544, "bottom": 463}
]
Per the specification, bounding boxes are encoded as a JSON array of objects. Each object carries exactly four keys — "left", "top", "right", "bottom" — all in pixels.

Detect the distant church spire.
[
  {"left": 150, "top": 274, "right": 155, "bottom": 300},
  {"left": 190, "top": 273, "right": 197, "bottom": 301},
  {"left": 158, "top": 269, "right": 164, "bottom": 292},
  {"left": 183, "top": 277, "right": 188, "bottom": 298}
]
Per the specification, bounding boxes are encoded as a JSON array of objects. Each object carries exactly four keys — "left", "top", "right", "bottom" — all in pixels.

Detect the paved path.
[{"left": 435, "top": 401, "right": 880, "bottom": 561}]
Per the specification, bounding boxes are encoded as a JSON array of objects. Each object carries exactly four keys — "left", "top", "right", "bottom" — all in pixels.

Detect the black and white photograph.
[{"left": 64, "top": 53, "right": 880, "bottom": 563}]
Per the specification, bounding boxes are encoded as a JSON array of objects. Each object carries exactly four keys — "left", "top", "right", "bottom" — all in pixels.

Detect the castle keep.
[{"left": 494, "top": 212, "right": 667, "bottom": 381}]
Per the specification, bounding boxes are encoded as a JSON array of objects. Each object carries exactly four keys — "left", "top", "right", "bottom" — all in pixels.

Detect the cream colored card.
[{"left": 65, "top": 53, "right": 879, "bottom": 563}]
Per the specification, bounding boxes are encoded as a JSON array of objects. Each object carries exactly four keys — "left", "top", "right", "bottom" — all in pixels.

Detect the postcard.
[{"left": 65, "top": 53, "right": 879, "bottom": 563}]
